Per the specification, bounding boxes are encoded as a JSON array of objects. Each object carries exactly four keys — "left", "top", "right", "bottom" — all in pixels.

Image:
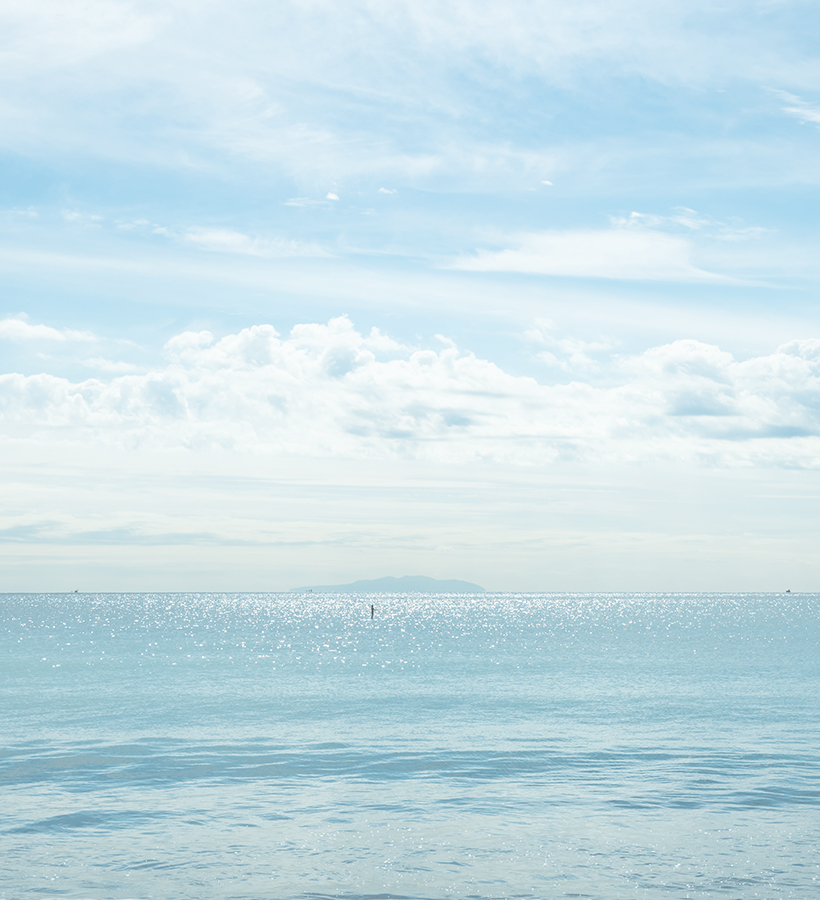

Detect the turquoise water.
[{"left": 1, "top": 592, "right": 818, "bottom": 899}]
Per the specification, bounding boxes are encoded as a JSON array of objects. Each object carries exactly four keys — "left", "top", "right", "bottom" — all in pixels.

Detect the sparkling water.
[{"left": 2, "top": 592, "right": 818, "bottom": 899}]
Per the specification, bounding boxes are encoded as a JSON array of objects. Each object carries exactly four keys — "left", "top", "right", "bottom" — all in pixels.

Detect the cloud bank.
[{"left": 2, "top": 317, "right": 819, "bottom": 468}]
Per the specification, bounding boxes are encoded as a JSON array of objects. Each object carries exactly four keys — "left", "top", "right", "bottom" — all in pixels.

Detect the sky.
[{"left": 2, "top": 0, "right": 820, "bottom": 591}]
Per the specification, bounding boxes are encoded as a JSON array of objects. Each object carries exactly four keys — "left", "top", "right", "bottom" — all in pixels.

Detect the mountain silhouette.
[{"left": 292, "top": 575, "right": 485, "bottom": 593}]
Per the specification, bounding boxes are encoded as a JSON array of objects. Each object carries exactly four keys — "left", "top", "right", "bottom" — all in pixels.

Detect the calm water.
[{"left": 1, "top": 592, "right": 818, "bottom": 900}]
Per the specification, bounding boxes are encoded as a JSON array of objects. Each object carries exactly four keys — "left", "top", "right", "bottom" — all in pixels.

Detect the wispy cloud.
[
  {"left": 524, "top": 320, "right": 612, "bottom": 372},
  {"left": 82, "top": 357, "right": 140, "bottom": 373},
  {"left": 450, "top": 228, "right": 736, "bottom": 283},
  {"left": 62, "top": 209, "right": 103, "bottom": 225},
  {"left": 184, "top": 227, "right": 330, "bottom": 259},
  {"left": 610, "top": 208, "right": 770, "bottom": 242},
  {"left": 2, "top": 0, "right": 814, "bottom": 192},
  {"left": 777, "top": 91, "right": 820, "bottom": 126},
  {"left": 0, "top": 317, "right": 96, "bottom": 342},
  {"left": 283, "top": 198, "right": 332, "bottom": 207}
]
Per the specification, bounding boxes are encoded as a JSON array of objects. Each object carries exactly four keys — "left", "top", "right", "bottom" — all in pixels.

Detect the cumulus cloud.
[
  {"left": 2, "top": 317, "right": 820, "bottom": 468},
  {"left": 451, "top": 228, "right": 735, "bottom": 283}
]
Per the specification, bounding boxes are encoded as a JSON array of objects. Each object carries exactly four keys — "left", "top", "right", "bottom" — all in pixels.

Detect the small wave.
[
  {"left": 4, "top": 740, "right": 819, "bottom": 818},
  {"left": 6, "top": 808, "right": 171, "bottom": 834}
]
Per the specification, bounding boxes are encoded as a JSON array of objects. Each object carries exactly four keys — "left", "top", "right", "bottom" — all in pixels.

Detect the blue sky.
[{"left": 2, "top": 0, "right": 820, "bottom": 590}]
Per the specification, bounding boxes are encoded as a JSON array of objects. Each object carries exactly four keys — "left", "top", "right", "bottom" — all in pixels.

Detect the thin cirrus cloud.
[
  {"left": 184, "top": 227, "right": 330, "bottom": 259},
  {"left": 775, "top": 91, "right": 820, "bottom": 126},
  {"left": 0, "top": 317, "right": 96, "bottom": 342},
  {"left": 2, "top": 316, "right": 819, "bottom": 469},
  {"left": 3, "top": 1, "right": 811, "bottom": 90},
  {"left": 1, "top": 0, "right": 815, "bottom": 187},
  {"left": 450, "top": 227, "right": 738, "bottom": 283},
  {"left": 81, "top": 357, "right": 140, "bottom": 373}
]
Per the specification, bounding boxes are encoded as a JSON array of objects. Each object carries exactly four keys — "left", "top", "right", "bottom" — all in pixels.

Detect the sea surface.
[{"left": 1, "top": 592, "right": 818, "bottom": 900}]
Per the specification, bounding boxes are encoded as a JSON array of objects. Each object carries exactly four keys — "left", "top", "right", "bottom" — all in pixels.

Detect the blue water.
[{"left": 2, "top": 592, "right": 819, "bottom": 899}]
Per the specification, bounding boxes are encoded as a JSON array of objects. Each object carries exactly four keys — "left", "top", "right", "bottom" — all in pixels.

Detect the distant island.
[{"left": 291, "top": 575, "right": 485, "bottom": 593}]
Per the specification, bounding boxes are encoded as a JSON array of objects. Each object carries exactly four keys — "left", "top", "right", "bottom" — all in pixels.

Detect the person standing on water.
[{"left": 370, "top": 604, "right": 375, "bottom": 619}]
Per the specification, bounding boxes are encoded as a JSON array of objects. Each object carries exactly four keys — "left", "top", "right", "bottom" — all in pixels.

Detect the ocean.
[{"left": 1, "top": 591, "right": 818, "bottom": 900}]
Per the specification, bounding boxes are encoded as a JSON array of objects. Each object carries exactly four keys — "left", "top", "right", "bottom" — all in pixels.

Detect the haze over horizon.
[{"left": 2, "top": 1, "right": 820, "bottom": 592}]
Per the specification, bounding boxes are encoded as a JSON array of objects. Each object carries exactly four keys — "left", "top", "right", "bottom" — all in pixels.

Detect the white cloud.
[
  {"left": 0, "top": 206, "right": 39, "bottom": 220},
  {"left": 184, "top": 227, "right": 330, "bottom": 259},
  {"left": 451, "top": 228, "right": 735, "bottom": 283},
  {"left": 0, "top": 0, "right": 160, "bottom": 69},
  {"left": 326, "top": 192, "right": 339, "bottom": 201},
  {"left": 2, "top": 317, "right": 820, "bottom": 469},
  {"left": 777, "top": 91, "right": 820, "bottom": 126},
  {"left": 62, "top": 209, "right": 103, "bottom": 224},
  {"left": 524, "top": 319, "right": 612, "bottom": 372},
  {"left": 0, "top": 317, "right": 96, "bottom": 342},
  {"left": 82, "top": 357, "right": 139, "bottom": 373},
  {"left": 116, "top": 218, "right": 170, "bottom": 235},
  {"left": 0, "top": 1, "right": 805, "bottom": 93},
  {"left": 1, "top": 0, "right": 812, "bottom": 193},
  {"left": 610, "top": 208, "right": 770, "bottom": 242}
]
